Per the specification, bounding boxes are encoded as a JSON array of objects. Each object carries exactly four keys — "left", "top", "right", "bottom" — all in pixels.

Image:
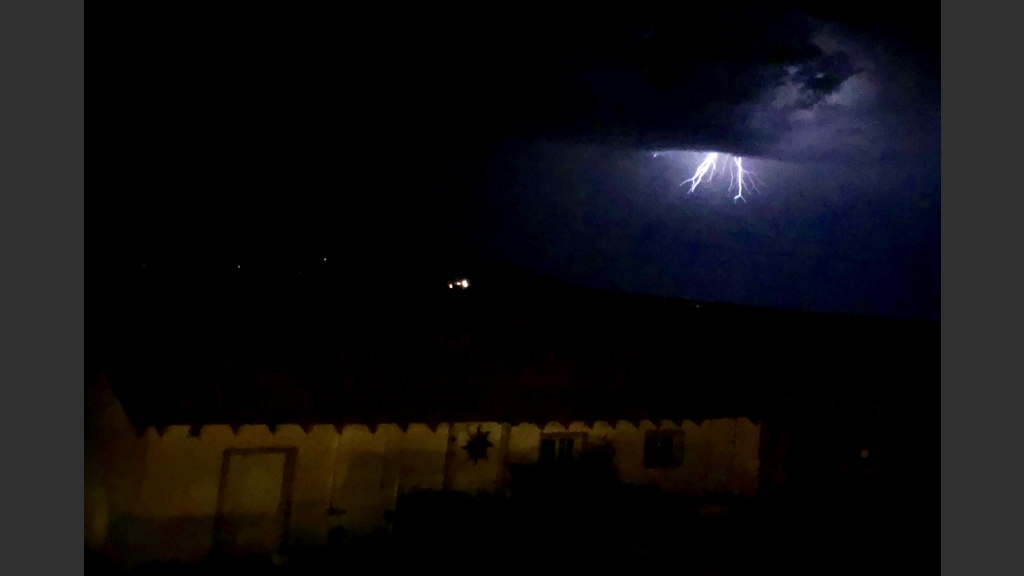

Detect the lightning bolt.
[
  {"left": 681, "top": 152, "right": 719, "bottom": 193},
  {"left": 728, "top": 156, "right": 761, "bottom": 203},
  {"left": 676, "top": 152, "right": 762, "bottom": 202}
]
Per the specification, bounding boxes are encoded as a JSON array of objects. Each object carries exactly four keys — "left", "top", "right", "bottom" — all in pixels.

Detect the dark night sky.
[{"left": 94, "top": 3, "right": 939, "bottom": 321}]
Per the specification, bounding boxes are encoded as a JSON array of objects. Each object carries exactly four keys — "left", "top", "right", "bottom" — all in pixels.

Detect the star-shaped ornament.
[{"left": 463, "top": 428, "right": 493, "bottom": 464}]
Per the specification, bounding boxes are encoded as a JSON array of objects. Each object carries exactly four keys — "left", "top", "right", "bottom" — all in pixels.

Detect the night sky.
[{"left": 94, "top": 3, "right": 939, "bottom": 322}]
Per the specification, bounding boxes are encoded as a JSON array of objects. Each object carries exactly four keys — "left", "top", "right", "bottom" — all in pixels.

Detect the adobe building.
[{"left": 86, "top": 273, "right": 936, "bottom": 567}]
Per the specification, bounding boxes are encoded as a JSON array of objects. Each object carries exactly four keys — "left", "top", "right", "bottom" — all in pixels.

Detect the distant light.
[
  {"left": 323, "top": 257, "right": 327, "bottom": 262},
  {"left": 237, "top": 265, "right": 241, "bottom": 269},
  {"left": 448, "top": 283, "right": 453, "bottom": 289},
  {"left": 860, "top": 449, "right": 869, "bottom": 459},
  {"left": 448, "top": 277, "right": 470, "bottom": 289}
]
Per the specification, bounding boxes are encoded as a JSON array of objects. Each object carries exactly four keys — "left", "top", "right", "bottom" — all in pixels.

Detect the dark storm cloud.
[
  {"left": 340, "top": 7, "right": 811, "bottom": 144},
  {"left": 729, "top": 19, "right": 939, "bottom": 166},
  {"left": 355, "top": 4, "right": 936, "bottom": 168},
  {"left": 480, "top": 6, "right": 829, "bottom": 148},
  {"left": 788, "top": 50, "right": 864, "bottom": 108},
  {"left": 158, "top": 4, "right": 933, "bottom": 173}
]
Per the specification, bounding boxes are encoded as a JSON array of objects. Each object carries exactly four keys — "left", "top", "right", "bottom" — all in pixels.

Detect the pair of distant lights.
[{"left": 448, "top": 278, "right": 470, "bottom": 289}]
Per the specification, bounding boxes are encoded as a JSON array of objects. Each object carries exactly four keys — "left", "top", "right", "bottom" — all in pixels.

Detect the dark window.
[
  {"left": 644, "top": 431, "right": 680, "bottom": 469},
  {"left": 539, "top": 435, "right": 578, "bottom": 465}
]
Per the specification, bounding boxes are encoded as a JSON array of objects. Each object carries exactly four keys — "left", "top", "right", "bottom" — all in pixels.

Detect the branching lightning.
[
  {"left": 727, "top": 156, "right": 761, "bottom": 203},
  {"left": 681, "top": 152, "right": 720, "bottom": 193},
  {"left": 664, "top": 151, "right": 763, "bottom": 202}
]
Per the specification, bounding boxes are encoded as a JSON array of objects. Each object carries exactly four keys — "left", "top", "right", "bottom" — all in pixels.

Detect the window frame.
[
  {"left": 538, "top": 431, "right": 588, "bottom": 466},
  {"left": 643, "top": 429, "right": 684, "bottom": 469}
]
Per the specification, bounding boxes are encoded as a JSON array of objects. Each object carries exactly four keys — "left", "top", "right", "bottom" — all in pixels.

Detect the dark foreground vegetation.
[{"left": 91, "top": 470, "right": 934, "bottom": 575}]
